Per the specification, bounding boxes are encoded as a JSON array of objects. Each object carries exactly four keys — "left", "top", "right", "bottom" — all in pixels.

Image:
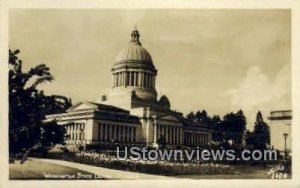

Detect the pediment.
[
  {"left": 157, "top": 114, "right": 182, "bottom": 122},
  {"left": 67, "top": 102, "right": 98, "bottom": 112}
]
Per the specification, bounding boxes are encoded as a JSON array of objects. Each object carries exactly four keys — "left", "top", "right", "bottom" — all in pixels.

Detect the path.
[{"left": 30, "top": 158, "right": 174, "bottom": 180}]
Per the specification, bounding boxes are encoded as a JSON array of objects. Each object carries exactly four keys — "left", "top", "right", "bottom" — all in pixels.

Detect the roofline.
[{"left": 270, "top": 110, "right": 292, "bottom": 113}]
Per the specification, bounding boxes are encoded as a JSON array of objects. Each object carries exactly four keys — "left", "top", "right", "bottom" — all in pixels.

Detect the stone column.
[
  {"left": 128, "top": 127, "right": 131, "bottom": 142},
  {"left": 171, "top": 127, "right": 174, "bottom": 145},
  {"left": 128, "top": 72, "right": 130, "bottom": 86},
  {"left": 75, "top": 124, "right": 78, "bottom": 140},
  {"left": 118, "top": 126, "right": 121, "bottom": 141},
  {"left": 125, "top": 126, "right": 128, "bottom": 142},
  {"left": 106, "top": 124, "right": 109, "bottom": 141},
  {"left": 179, "top": 128, "right": 182, "bottom": 145},
  {"left": 142, "top": 72, "right": 146, "bottom": 87},
  {"left": 123, "top": 126, "right": 125, "bottom": 142},
  {"left": 165, "top": 126, "right": 169, "bottom": 143},
  {"left": 131, "top": 127, "right": 134, "bottom": 142},
  {"left": 133, "top": 127, "right": 137, "bottom": 142},
  {"left": 153, "top": 121, "right": 157, "bottom": 144},
  {"left": 192, "top": 133, "right": 195, "bottom": 146},
  {"left": 124, "top": 72, "right": 126, "bottom": 86},
  {"left": 137, "top": 72, "right": 140, "bottom": 86},
  {"left": 113, "top": 126, "right": 117, "bottom": 141},
  {"left": 132, "top": 72, "right": 135, "bottom": 86},
  {"left": 178, "top": 128, "right": 181, "bottom": 145},
  {"left": 102, "top": 124, "right": 105, "bottom": 141},
  {"left": 170, "top": 127, "right": 173, "bottom": 144},
  {"left": 119, "top": 126, "right": 122, "bottom": 142},
  {"left": 148, "top": 75, "right": 151, "bottom": 88},
  {"left": 176, "top": 127, "right": 179, "bottom": 145},
  {"left": 122, "top": 72, "right": 124, "bottom": 86},
  {"left": 73, "top": 124, "right": 76, "bottom": 141},
  {"left": 127, "top": 126, "right": 130, "bottom": 142},
  {"left": 126, "top": 72, "right": 129, "bottom": 87},
  {"left": 70, "top": 124, "right": 73, "bottom": 140},
  {"left": 135, "top": 72, "right": 138, "bottom": 86},
  {"left": 109, "top": 125, "right": 113, "bottom": 141},
  {"left": 119, "top": 73, "right": 121, "bottom": 87},
  {"left": 145, "top": 73, "right": 148, "bottom": 87},
  {"left": 186, "top": 131, "right": 188, "bottom": 145},
  {"left": 157, "top": 125, "right": 160, "bottom": 140},
  {"left": 141, "top": 72, "right": 144, "bottom": 87},
  {"left": 103, "top": 124, "right": 107, "bottom": 141},
  {"left": 174, "top": 127, "right": 177, "bottom": 145},
  {"left": 122, "top": 126, "right": 125, "bottom": 142},
  {"left": 148, "top": 76, "right": 151, "bottom": 88}
]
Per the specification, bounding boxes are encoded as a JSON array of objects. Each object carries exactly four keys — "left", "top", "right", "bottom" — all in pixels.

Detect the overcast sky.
[{"left": 9, "top": 9, "right": 291, "bottom": 130}]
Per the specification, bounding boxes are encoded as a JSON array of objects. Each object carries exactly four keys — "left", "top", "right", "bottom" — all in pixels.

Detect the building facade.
[
  {"left": 45, "top": 28, "right": 212, "bottom": 149},
  {"left": 268, "top": 110, "right": 292, "bottom": 154}
]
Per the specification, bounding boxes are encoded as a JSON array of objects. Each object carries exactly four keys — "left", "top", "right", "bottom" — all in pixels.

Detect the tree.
[
  {"left": 40, "top": 121, "right": 67, "bottom": 148},
  {"left": 157, "top": 134, "right": 167, "bottom": 149},
  {"left": 186, "top": 110, "right": 211, "bottom": 126},
  {"left": 195, "top": 110, "right": 209, "bottom": 125},
  {"left": 245, "top": 130, "right": 256, "bottom": 149},
  {"left": 186, "top": 112, "right": 195, "bottom": 122},
  {"left": 210, "top": 115, "right": 223, "bottom": 144},
  {"left": 220, "top": 110, "right": 246, "bottom": 148},
  {"left": 9, "top": 49, "right": 71, "bottom": 161},
  {"left": 252, "top": 111, "right": 270, "bottom": 150}
]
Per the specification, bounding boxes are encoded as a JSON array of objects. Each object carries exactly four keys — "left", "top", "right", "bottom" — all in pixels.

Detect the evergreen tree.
[
  {"left": 186, "top": 112, "right": 195, "bottom": 122},
  {"left": 252, "top": 111, "right": 270, "bottom": 150},
  {"left": 245, "top": 130, "right": 256, "bottom": 149},
  {"left": 210, "top": 115, "right": 223, "bottom": 144}
]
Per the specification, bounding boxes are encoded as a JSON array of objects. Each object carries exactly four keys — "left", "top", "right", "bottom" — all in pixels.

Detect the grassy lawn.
[
  {"left": 176, "top": 165, "right": 273, "bottom": 179},
  {"left": 9, "top": 159, "right": 106, "bottom": 180}
]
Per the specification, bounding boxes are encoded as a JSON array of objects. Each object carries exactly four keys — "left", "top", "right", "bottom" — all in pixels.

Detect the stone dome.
[
  {"left": 115, "top": 44, "right": 152, "bottom": 63},
  {"left": 113, "top": 28, "right": 155, "bottom": 70}
]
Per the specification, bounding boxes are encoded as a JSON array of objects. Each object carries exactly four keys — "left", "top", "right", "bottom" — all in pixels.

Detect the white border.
[{"left": 1, "top": 0, "right": 300, "bottom": 187}]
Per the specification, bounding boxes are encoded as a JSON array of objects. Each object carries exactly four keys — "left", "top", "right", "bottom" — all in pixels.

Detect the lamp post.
[{"left": 283, "top": 133, "right": 288, "bottom": 159}]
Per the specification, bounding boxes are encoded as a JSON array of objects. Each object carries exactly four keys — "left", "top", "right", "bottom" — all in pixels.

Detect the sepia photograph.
[{"left": 2, "top": 4, "right": 298, "bottom": 186}]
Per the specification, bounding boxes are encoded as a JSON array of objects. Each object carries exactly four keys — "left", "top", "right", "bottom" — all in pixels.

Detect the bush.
[{"left": 43, "top": 151, "right": 235, "bottom": 176}]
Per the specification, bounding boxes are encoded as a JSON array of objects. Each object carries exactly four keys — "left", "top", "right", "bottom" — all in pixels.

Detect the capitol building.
[{"left": 46, "top": 28, "right": 212, "bottom": 148}]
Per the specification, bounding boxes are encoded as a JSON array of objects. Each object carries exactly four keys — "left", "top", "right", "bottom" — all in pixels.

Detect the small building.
[
  {"left": 268, "top": 110, "right": 292, "bottom": 154},
  {"left": 45, "top": 28, "right": 212, "bottom": 149}
]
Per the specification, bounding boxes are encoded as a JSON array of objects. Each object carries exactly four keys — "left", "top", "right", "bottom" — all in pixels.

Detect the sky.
[{"left": 9, "top": 9, "right": 291, "bottom": 131}]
